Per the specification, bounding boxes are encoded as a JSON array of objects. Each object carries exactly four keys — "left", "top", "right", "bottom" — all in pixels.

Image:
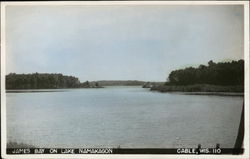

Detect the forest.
[
  {"left": 167, "top": 60, "right": 244, "bottom": 86},
  {"left": 6, "top": 73, "right": 81, "bottom": 89}
]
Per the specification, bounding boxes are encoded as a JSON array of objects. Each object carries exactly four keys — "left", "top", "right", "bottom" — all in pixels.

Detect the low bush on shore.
[{"left": 150, "top": 84, "right": 244, "bottom": 93}]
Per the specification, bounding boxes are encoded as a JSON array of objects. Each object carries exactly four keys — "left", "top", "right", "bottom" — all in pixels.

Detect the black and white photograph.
[{"left": 1, "top": 1, "right": 249, "bottom": 158}]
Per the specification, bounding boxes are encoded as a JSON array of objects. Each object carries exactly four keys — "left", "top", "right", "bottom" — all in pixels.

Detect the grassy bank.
[{"left": 150, "top": 84, "right": 244, "bottom": 93}]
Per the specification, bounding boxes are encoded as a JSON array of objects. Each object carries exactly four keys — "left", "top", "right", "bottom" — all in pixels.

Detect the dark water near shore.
[{"left": 6, "top": 86, "right": 243, "bottom": 148}]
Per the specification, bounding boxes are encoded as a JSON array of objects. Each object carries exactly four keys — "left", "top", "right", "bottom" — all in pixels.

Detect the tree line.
[
  {"left": 6, "top": 73, "right": 81, "bottom": 89},
  {"left": 5, "top": 73, "right": 145, "bottom": 89},
  {"left": 167, "top": 60, "right": 244, "bottom": 86}
]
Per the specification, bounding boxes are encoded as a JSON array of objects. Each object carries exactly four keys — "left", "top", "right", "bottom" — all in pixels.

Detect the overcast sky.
[{"left": 5, "top": 5, "right": 244, "bottom": 82}]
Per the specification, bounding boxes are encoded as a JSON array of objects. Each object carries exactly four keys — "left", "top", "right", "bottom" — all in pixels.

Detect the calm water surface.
[{"left": 7, "top": 86, "right": 243, "bottom": 148}]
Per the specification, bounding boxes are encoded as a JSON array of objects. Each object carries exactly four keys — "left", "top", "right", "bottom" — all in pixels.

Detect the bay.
[{"left": 6, "top": 86, "right": 243, "bottom": 148}]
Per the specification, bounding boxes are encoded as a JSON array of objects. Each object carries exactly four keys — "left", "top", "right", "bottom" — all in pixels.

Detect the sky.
[{"left": 5, "top": 5, "right": 244, "bottom": 82}]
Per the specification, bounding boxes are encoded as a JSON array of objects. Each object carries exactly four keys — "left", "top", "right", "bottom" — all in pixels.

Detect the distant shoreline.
[{"left": 6, "top": 85, "right": 244, "bottom": 97}]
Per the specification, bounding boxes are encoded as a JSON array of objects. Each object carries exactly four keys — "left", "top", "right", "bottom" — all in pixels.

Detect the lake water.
[{"left": 6, "top": 86, "right": 243, "bottom": 148}]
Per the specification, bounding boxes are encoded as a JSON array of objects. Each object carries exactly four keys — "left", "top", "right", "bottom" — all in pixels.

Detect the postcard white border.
[{"left": 1, "top": 1, "right": 249, "bottom": 159}]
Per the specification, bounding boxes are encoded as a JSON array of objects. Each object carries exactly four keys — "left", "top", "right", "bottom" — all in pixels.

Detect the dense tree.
[
  {"left": 6, "top": 73, "right": 81, "bottom": 89},
  {"left": 167, "top": 60, "right": 244, "bottom": 86}
]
